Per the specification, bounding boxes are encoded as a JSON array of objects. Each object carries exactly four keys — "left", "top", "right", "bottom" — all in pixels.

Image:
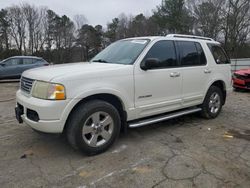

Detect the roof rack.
[{"left": 166, "top": 34, "right": 215, "bottom": 41}]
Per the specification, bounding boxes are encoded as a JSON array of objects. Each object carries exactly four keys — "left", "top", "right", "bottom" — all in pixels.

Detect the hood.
[
  {"left": 235, "top": 68, "right": 250, "bottom": 75},
  {"left": 22, "top": 62, "right": 129, "bottom": 81}
]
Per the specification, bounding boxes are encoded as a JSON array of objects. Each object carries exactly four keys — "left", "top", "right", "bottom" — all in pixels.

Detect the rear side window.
[
  {"left": 177, "top": 41, "right": 206, "bottom": 66},
  {"left": 33, "top": 59, "right": 44, "bottom": 64},
  {"left": 144, "top": 40, "right": 177, "bottom": 68},
  {"left": 207, "top": 44, "right": 230, "bottom": 64},
  {"left": 23, "top": 58, "right": 33, "bottom": 64}
]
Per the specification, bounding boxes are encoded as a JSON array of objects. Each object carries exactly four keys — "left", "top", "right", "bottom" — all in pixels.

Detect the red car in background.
[{"left": 233, "top": 68, "right": 250, "bottom": 90}]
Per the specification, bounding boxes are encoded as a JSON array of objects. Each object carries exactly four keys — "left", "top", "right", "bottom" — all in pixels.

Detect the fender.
[
  {"left": 202, "top": 77, "right": 226, "bottom": 103},
  {"left": 59, "top": 88, "right": 132, "bottom": 126}
]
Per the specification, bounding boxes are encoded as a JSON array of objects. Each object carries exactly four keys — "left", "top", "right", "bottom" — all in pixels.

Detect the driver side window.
[{"left": 144, "top": 40, "right": 177, "bottom": 69}]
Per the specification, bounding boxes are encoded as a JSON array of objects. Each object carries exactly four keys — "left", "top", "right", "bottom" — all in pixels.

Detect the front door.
[{"left": 134, "top": 40, "right": 182, "bottom": 118}]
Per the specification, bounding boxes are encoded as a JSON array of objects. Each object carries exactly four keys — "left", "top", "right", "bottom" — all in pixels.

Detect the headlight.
[{"left": 32, "top": 81, "right": 66, "bottom": 100}]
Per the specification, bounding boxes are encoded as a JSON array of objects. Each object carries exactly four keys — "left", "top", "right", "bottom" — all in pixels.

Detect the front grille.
[{"left": 20, "top": 77, "right": 34, "bottom": 94}]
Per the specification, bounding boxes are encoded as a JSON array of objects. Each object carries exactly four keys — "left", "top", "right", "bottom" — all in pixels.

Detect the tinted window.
[
  {"left": 34, "top": 59, "right": 45, "bottom": 64},
  {"left": 144, "top": 40, "right": 177, "bottom": 68},
  {"left": 195, "top": 43, "right": 207, "bottom": 65},
  {"left": 23, "top": 58, "right": 34, "bottom": 64},
  {"left": 4, "top": 58, "right": 22, "bottom": 66},
  {"left": 178, "top": 41, "right": 206, "bottom": 66},
  {"left": 208, "top": 44, "right": 230, "bottom": 64}
]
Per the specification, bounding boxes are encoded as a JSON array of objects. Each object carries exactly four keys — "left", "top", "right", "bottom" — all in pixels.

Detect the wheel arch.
[
  {"left": 206, "top": 80, "right": 227, "bottom": 105},
  {"left": 63, "top": 93, "right": 127, "bottom": 133}
]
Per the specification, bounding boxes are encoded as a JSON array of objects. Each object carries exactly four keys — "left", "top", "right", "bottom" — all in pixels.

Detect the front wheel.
[
  {"left": 66, "top": 100, "right": 121, "bottom": 155},
  {"left": 200, "top": 86, "right": 223, "bottom": 119}
]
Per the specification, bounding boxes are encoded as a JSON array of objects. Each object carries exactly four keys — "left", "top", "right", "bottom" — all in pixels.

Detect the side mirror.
[{"left": 141, "top": 58, "right": 160, "bottom": 70}]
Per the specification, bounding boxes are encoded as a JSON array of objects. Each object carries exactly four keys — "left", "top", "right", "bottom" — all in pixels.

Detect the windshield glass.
[{"left": 91, "top": 39, "right": 150, "bottom": 65}]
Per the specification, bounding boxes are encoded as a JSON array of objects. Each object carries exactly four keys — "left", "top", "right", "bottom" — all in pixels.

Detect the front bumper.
[
  {"left": 16, "top": 90, "right": 69, "bottom": 133},
  {"left": 233, "top": 78, "right": 250, "bottom": 90}
]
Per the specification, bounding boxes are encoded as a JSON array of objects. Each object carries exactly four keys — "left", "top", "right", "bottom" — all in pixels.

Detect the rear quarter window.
[{"left": 207, "top": 44, "right": 230, "bottom": 64}]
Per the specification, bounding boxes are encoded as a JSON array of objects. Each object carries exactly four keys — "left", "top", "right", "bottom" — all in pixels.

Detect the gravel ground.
[{"left": 0, "top": 82, "right": 250, "bottom": 188}]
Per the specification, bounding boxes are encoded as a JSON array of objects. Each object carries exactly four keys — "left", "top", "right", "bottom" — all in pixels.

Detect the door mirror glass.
[{"left": 141, "top": 58, "right": 160, "bottom": 70}]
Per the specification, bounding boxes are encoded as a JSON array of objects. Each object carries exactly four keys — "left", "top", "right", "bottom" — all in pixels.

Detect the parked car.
[
  {"left": 15, "top": 34, "right": 232, "bottom": 155},
  {"left": 0, "top": 56, "right": 49, "bottom": 80},
  {"left": 232, "top": 68, "right": 250, "bottom": 90}
]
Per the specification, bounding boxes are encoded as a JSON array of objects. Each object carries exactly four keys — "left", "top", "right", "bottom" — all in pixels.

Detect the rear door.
[{"left": 176, "top": 41, "right": 210, "bottom": 107}]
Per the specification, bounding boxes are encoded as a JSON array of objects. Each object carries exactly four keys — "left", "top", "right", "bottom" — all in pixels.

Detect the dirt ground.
[{"left": 0, "top": 82, "right": 250, "bottom": 188}]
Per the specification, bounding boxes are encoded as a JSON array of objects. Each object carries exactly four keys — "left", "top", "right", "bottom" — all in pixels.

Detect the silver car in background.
[{"left": 0, "top": 56, "right": 49, "bottom": 80}]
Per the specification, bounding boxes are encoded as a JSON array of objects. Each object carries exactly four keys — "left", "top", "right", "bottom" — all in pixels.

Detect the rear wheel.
[
  {"left": 201, "top": 86, "right": 223, "bottom": 119},
  {"left": 66, "top": 100, "right": 121, "bottom": 155}
]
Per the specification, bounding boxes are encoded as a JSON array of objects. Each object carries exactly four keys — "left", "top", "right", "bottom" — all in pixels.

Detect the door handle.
[
  {"left": 204, "top": 69, "right": 212, "bottom": 74},
  {"left": 170, "top": 72, "right": 180, "bottom": 78}
]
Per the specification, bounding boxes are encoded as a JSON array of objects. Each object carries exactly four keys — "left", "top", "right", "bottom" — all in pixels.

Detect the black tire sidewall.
[{"left": 72, "top": 100, "right": 121, "bottom": 155}]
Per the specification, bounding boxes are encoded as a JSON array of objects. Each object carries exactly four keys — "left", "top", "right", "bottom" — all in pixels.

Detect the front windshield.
[{"left": 91, "top": 39, "right": 150, "bottom": 65}]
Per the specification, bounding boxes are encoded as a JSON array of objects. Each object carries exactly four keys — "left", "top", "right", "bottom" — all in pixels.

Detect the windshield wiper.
[{"left": 92, "top": 59, "right": 110, "bottom": 63}]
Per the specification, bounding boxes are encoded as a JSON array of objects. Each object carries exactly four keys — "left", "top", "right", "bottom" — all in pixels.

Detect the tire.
[
  {"left": 66, "top": 100, "right": 121, "bottom": 155},
  {"left": 200, "top": 86, "right": 223, "bottom": 119}
]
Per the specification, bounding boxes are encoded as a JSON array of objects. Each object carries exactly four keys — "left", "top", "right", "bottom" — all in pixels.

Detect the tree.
[
  {"left": 128, "top": 14, "right": 147, "bottom": 37},
  {"left": 106, "top": 18, "right": 119, "bottom": 42},
  {"left": 0, "top": 9, "right": 10, "bottom": 51},
  {"left": 74, "top": 14, "right": 88, "bottom": 30},
  {"left": 154, "top": 0, "right": 194, "bottom": 34},
  {"left": 7, "top": 5, "right": 26, "bottom": 54},
  {"left": 77, "top": 24, "right": 101, "bottom": 60},
  {"left": 45, "top": 9, "right": 57, "bottom": 52},
  {"left": 223, "top": 0, "right": 250, "bottom": 57},
  {"left": 193, "top": 0, "right": 224, "bottom": 39}
]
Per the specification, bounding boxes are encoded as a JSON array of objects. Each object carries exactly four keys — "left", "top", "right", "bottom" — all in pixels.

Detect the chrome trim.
[
  {"left": 20, "top": 77, "right": 34, "bottom": 94},
  {"left": 128, "top": 108, "right": 202, "bottom": 128}
]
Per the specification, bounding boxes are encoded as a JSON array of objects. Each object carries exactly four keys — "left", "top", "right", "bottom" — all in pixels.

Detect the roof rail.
[{"left": 166, "top": 34, "right": 215, "bottom": 41}]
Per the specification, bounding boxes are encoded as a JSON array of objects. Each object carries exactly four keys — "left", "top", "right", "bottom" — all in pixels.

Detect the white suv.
[{"left": 15, "top": 34, "right": 232, "bottom": 155}]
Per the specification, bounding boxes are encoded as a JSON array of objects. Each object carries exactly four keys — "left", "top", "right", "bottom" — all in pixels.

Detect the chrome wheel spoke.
[
  {"left": 91, "top": 112, "right": 100, "bottom": 124},
  {"left": 101, "top": 130, "right": 112, "bottom": 140},
  {"left": 82, "top": 125, "right": 94, "bottom": 134},
  {"left": 82, "top": 111, "right": 114, "bottom": 148},
  {"left": 209, "top": 92, "right": 221, "bottom": 114},
  {"left": 209, "top": 101, "right": 213, "bottom": 108},
  {"left": 213, "top": 94, "right": 218, "bottom": 101},
  {"left": 101, "top": 116, "right": 112, "bottom": 127},
  {"left": 89, "top": 134, "right": 98, "bottom": 147}
]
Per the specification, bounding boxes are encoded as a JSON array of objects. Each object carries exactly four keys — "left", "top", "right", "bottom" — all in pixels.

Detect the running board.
[{"left": 128, "top": 108, "right": 202, "bottom": 128}]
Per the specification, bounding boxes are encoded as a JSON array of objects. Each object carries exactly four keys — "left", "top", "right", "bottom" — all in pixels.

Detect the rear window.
[
  {"left": 33, "top": 59, "right": 45, "bottom": 64},
  {"left": 207, "top": 44, "right": 230, "bottom": 64},
  {"left": 177, "top": 41, "right": 207, "bottom": 66}
]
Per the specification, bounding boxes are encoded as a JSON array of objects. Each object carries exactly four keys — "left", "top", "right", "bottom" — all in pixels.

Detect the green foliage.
[{"left": 154, "top": 0, "right": 194, "bottom": 34}]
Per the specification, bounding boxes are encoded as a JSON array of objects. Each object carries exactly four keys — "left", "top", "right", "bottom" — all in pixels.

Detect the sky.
[{"left": 0, "top": 0, "right": 162, "bottom": 26}]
